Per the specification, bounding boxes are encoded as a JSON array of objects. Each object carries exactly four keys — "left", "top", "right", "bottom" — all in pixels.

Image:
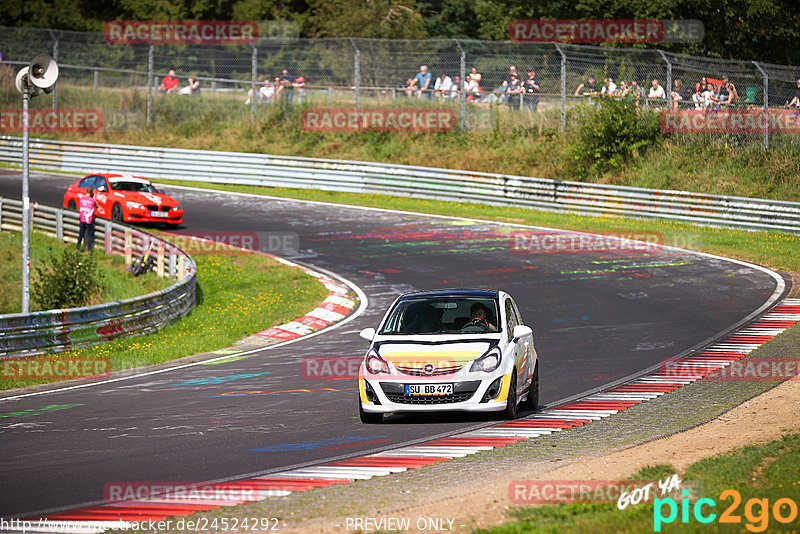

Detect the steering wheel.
[{"left": 461, "top": 317, "right": 490, "bottom": 332}]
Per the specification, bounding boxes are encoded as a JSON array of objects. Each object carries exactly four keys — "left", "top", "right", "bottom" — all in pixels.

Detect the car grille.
[
  {"left": 146, "top": 205, "right": 172, "bottom": 212},
  {"left": 395, "top": 363, "right": 465, "bottom": 376},
  {"left": 384, "top": 392, "right": 476, "bottom": 404}
]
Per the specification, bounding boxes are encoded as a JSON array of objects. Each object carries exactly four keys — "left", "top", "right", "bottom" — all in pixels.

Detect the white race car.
[{"left": 358, "top": 289, "right": 538, "bottom": 423}]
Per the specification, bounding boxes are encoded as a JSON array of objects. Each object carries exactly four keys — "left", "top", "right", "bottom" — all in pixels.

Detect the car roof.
[
  {"left": 88, "top": 173, "right": 151, "bottom": 184},
  {"left": 398, "top": 289, "right": 500, "bottom": 299}
]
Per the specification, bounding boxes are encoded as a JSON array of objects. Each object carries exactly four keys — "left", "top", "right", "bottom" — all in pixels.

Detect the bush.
[
  {"left": 31, "top": 248, "right": 104, "bottom": 310},
  {"left": 570, "top": 98, "right": 662, "bottom": 179}
]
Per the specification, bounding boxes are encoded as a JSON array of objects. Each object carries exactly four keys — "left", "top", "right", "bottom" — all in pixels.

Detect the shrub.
[
  {"left": 570, "top": 98, "right": 662, "bottom": 179},
  {"left": 31, "top": 248, "right": 104, "bottom": 310}
]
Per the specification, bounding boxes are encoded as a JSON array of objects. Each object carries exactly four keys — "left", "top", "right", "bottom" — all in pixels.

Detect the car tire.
[
  {"left": 66, "top": 199, "right": 77, "bottom": 211},
  {"left": 501, "top": 371, "right": 518, "bottom": 420},
  {"left": 111, "top": 203, "right": 123, "bottom": 223},
  {"left": 522, "top": 365, "right": 539, "bottom": 412},
  {"left": 359, "top": 401, "right": 383, "bottom": 424}
]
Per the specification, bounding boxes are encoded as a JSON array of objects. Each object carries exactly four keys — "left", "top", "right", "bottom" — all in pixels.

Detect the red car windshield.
[{"left": 110, "top": 181, "right": 159, "bottom": 193}]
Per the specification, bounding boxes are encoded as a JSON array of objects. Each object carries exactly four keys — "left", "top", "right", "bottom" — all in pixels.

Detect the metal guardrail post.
[
  {"left": 455, "top": 39, "right": 466, "bottom": 130},
  {"left": 169, "top": 248, "right": 176, "bottom": 277},
  {"left": 753, "top": 61, "right": 769, "bottom": 150},
  {"left": 146, "top": 45, "right": 153, "bottom": 126},
  {"left": 56, "top": 209, "right": 63, "bottom": 242},
  {"left": 251, "top": 45, "right": 257, "bottom": 122},
  {"left": 124, "top": 228, "right": 132, "bottom": 265},
  {"left": 658, "top": 50, "right": 672, "bottom": 109},
  {"left": 156, "top": 241, "right": 165, "bottom": 277},
  {"left": 50, "top": 33, "right": 59, "bottom": 112},
  {"left": 555, "top": 44, "right": 566, "bottom": 132},
  {"left": 349, "top": 38, "right": 360, "bottom": 114},
  {"left": 104, "top": 221, "right": 112, "bottom": 254}
]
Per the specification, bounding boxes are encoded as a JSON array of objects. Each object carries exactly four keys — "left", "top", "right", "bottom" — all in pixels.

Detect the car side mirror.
[
  {"left": 512, "top": 324, "right": 533, "bottom": 342},
  {"left": 359, "top": 327, "right": 376, "bottom": 342}
]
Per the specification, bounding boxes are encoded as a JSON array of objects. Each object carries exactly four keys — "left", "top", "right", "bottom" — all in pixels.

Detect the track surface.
[{"left": 0, "top": 170, "right": 782, "bottom": 517}]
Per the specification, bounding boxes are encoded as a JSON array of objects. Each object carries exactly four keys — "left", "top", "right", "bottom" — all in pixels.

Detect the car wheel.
[
  {"left": 112, "top": 203, "right": 123, "bottom": 223},
  {"left": 522, "top": 365, "right": 539, "bottom": 412},
  {"left": 359, "top": 401, "right": 383, "bottom": 424},
  {"left": 501, "top": 371, "right": 518, "bottom": 420},
  {"left": 66, "top": 199, "right": 77, "bottom": 211}
]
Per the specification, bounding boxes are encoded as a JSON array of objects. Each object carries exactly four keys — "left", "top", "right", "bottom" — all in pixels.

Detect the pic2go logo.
[{"left": 654, "top": 489, "right": 799, "bottom": 532}]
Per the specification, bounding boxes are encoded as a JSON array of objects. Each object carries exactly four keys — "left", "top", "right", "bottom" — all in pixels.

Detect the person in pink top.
[{"left": 77, "top": 188, "right": 96, "bottom": 251}]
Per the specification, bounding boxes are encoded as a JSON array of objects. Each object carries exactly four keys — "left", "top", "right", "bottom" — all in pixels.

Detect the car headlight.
[
  {"left": 171, "top": 204, "right": 181, "bottom": 211},
  {"left": 365, "top": 349, "right": 389, "bottom": 375},
  {"left": 470, "top": 347, "right": 502, "bottom": 373},
  {"left": 126, "top": 201, "right": 144, "bottom": 209}
]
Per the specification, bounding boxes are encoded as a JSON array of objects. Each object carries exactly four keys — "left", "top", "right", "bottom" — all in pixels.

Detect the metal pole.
[
  {"left": 555, "top": 44, "right": 566, "bottom": 132},
  {"left": 21, "top": 86, "right": 31, "bottom": 313},
  {"left": 753, "top": 61, "right": 769, "bottom": 150},
  {"left": 51, "top": 38, "right": 58, "bottom": 111},
  {"left": 146, "top": 45, "right": 153, "bottom": 126},
  {"left": 349, "top": 38, "right": 360, "bottom": 114},
  {"left": 455, "top": 39, "right": 466, "bottom": 129},
  {"left": 251, "top": 45, "right": 257, "bottom": 121},
  {"left": 658, "top": 50, "right": 672, "bottom": 109}
]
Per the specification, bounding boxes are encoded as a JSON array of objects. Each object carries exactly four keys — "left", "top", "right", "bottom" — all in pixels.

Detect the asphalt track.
[{"left": 0, "top": 169, "right": 786, "bottom": 518}]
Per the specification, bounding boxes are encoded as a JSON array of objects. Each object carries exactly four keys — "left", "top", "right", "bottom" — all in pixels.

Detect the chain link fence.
[{"left": 1, "top": 26, "right": 799, "bottom": 147}]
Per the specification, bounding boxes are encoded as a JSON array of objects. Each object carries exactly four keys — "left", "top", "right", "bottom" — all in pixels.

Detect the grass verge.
[
  {"left": 0, "top": 249, "right": 329, "bottom": 390},
  {"left": 479, "top": 432, "right": 800, "bottom": 533},
  {"left": 157, "top": 178, "right": 800, "bottom": 273},
  {"left": 0, "top": 230, "right": 169, "bottom": 314}
]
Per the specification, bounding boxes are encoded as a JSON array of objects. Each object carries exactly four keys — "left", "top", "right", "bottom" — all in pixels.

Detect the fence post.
[
  {"left": 50, "top": 34, "right": 59, "bottom": 111},
  {"left": 658, "top": 50, "right": 672, "bottom": 109},
  {"left": 124, "top": 227, "right": 132, "bottom": 265},
  {"left": 753, "top": 61, "right": 769, "bottom": 150},
  {"left": 93, "top": 70, "right": 99, "bottom": 91},
  {"left": 156, "top": 241, "right": 165, "bottom": 277},
  {"left": 177, "top": 254, "right": 185, "bottom": 281},
  {"left": 349, "top": 38, "right": 360, "bottom": 114},
  {"left": 146, "top": 44, "right": 154, "bottom": 126},
  {"left": 251, "top": 45, "right": 257, "bottom": 122},
  {"left": 169, "top": 248, "right": 176, "bottom": 277},
  {"left": 104, "top": 221, "right": 113, "bottom": 254},
  {"left": 555, "top": 44, "right": 566, "bottom": 132},
  {"left": 56, "top": 209, "right": 63, "bottom": 242},
  {"left": 455, "top": 39, "right": 466, "bottom": 129}
]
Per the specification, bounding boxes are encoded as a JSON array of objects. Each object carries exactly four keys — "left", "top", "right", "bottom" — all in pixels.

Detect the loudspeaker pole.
[{"left": 21, "top": 85, "right": 31, "bottom": 313}]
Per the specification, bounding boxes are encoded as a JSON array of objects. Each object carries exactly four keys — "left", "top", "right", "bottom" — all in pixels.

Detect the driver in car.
[{"left": 467, "top": 303, "right": 497, "bottom": 331}]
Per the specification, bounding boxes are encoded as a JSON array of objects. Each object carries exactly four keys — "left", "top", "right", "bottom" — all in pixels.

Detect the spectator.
[
  {"left": 670, "top": 79, "right": 690, "bottom": 110},
  {"left": 470, "top": 67, "right": 482, "bottom": 85},
  {"left": 178, "top": 74, "right": 200, "bottom": 96},
  {"left": 617, "top": 80, "right": 629, "bottom": 98},
  {"left": 718, "top": 75, "right": 738, "bottom": 106},
  {"left": 523, "top": 67, "right": 541, "bottom": 112},
  {"left": 464, "top": 74, "right": 480, "bottom": 102},
  {"left": 403, "top": 77, "right": 418, "bottom": 97},
  {"left": 415, "top": 65, "right": 433, "bottom": 99},
  {"left": 451, "top": 75, "right": 461, "bottom": 101},
  {"left": 77, "top": 188, "right": 96, "bottom": 252},
  {"left": 692, "top": 77, "right": 709, "bottom": 108},
  {"left": 278, "top": 69, "right": 294, "bottom": 103},
  {"left": 574, "top": 75, "right": 599, "bottom": 96},
  {"left": 434, "top": 72, "right": 453, "bottom": 102},
  {"left": 500, "top": 65, "right": 519, "bottom": 94},
  {"left": 788, "top": 79, "right": 800, "bottom": 108},
  {"left": 505, "top": 73, "right": 523, "bottom": 108},
  {"left": 648, "top": 78, "right": 665, "bottom": 100},
  {"left": 159, "top": 69, "right": 179, "bottom": 94},
  {"left": 601, "top": 77, "right": 617, "bottom": 96},
  {"left": 294, "top": 76, "right": 307, "bottom": 104},
  {"left": 246, "top": 77, "right": 277, "bottom": 104}
]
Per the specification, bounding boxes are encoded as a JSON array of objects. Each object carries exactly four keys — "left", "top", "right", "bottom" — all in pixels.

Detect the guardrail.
[
  {"left": 1, "top": 136, "right": 800, "bottom": 234},
  {"left": 0, "top": 196, "right": 196, "bottom": 359}
]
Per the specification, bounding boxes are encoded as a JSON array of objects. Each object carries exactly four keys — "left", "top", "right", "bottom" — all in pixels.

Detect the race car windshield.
[
  {"left": 379, "top": 297, "right": 500, "bottom": 335},
  {"left": 110, "top": 181, "right": 159, "bottom": 193}
]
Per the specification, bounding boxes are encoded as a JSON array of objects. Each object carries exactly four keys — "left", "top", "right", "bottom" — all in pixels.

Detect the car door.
[
  {"left": 511, "top": 297, "right": 534, "bottom": 388},
  {"left": 91, "top": 176, "right": 110, "bottom": 217},
  {"left": 504, "top": 297, "right": 529, "bottom": 398}
]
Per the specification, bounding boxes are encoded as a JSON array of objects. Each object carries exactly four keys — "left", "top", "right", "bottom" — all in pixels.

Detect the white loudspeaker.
[
  {"left": 14, "top": 67, "right": 30, "bottom": 93},
  {"left": 28, "top": 55, "right": 59, "bottom": 89}
]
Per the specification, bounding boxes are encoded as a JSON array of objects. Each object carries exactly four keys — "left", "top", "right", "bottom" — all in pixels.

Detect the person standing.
[
  {"left": 77, "top": 188, "right": 96, "bottom": 251},
  {"left": 524, "top": 67, "right": 541, "bottom": 112}
]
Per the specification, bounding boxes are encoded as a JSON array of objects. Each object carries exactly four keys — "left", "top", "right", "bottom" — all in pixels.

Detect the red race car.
[{"left": 63, "top": 173, "right": 183, "bottom": 227}]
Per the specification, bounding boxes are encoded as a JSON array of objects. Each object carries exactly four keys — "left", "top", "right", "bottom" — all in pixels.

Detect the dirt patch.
[{"left": 283, "top": 378, "right": 800, "bottom": 533}]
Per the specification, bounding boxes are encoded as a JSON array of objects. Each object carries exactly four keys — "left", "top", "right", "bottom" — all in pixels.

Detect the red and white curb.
[
  {"left": 20, "top": 298, "right": 800, "bottom": 532},
  {"left": 254, "top": 260, "right": 356, "bottom": 341}
]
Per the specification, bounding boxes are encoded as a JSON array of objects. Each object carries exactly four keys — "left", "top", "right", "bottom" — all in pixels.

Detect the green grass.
[
  {"left": 0, "top": 250, "right": 329, "bottom": 390},
  {"left": 477, "top": 433, "right": 800, "bottom": 533},
  {"left": 155, "top": 178, "right": 800, "bottom": 273},
  {"left": 0, "top": 230, "right": 169, "bottom": 314}
]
